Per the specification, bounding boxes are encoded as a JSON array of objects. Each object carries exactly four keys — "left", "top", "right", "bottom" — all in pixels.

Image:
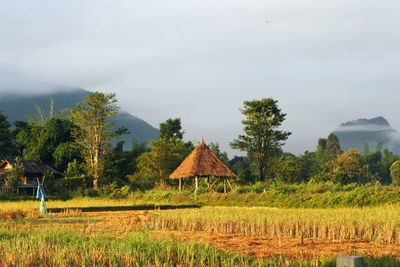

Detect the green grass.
[
  {"left": 0, "top": 222, "right": 329, "bottom": 266},
  {"left": 1, "top": 207, "right": 400, "bottom": 266},
  {"left": 4, "top": 182, "right": 400, "bottom": 209}
]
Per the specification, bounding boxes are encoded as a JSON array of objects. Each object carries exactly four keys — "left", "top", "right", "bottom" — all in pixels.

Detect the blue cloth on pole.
[
  {"left": 40, "top": 195, "right": 46, "bottom": 215},
  {"left": 36, "top": 184, "right": 47, "bottom": 199}
]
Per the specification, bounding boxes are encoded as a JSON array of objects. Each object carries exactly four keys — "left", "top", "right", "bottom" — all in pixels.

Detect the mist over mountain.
[
  {"left": 333, "top": 116, "right": 400, "bottom": 155},
  {"left": 0, "top": 89, "right": 159, "bottom": 149}
]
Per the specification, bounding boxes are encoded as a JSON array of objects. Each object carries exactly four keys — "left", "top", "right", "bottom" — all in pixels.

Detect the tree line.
[{"left": 1, "top": 92, "right": 400, "bottom": 196}]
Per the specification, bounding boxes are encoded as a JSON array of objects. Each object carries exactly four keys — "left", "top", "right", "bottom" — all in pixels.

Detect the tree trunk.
[
  {"left": 93, "top": 148, "right": 99, "bottom": 190},
  {"left": 256, "top": 156, "right": 266, "bottom": 181},
  {"left": 259, "top": 166, "right": 265, "bottom": 181}
]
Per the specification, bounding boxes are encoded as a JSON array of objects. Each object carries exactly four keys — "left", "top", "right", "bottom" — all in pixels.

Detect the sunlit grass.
[{"left": 146, "top": 205, "right": 400, "bottom": 244}]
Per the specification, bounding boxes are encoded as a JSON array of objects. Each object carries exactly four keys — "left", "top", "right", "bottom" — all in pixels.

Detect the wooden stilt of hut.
[{"left": 169, "top": 137, "right": 236, "bottom": 195}]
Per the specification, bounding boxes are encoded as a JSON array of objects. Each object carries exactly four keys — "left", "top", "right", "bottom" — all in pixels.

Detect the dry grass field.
[{"left": 1, "top": 202, "right": 400, "bottom": 266}]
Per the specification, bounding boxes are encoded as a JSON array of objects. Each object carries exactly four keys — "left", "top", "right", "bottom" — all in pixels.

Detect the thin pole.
[
  {"left": 179, "top": 178, "right": 182, "bottom": 192},
  {"left": 227, "top": 179, "right": 233, "bottom": 191},
  {"left": 224, "top": 179, "right": 227, "bottom": 194},
  {"left": 195, "top": 176, "right": 198, "bottom": 196}
]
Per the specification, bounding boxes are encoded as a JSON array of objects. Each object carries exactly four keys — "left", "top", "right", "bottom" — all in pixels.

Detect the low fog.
[{"left": 1, "top": 0, "right": 400, "bottom": 156}]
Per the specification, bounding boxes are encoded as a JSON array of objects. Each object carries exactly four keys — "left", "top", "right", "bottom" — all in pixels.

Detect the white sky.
[{"left": 1, "top": 0, "right": 400, "bottom": 156}]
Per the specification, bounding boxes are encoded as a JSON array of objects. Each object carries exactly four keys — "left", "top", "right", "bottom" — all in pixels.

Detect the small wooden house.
[{"left": 0, "top": 160, "right": 57, "bottom": 195}]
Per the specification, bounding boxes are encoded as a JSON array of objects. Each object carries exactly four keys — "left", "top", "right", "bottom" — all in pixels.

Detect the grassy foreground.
[
  {"left": 0, "top": 218, "right": 333, "bottom": 267},
  {"left": 1, "top": 205, "right": 400, "bottom": 266}
]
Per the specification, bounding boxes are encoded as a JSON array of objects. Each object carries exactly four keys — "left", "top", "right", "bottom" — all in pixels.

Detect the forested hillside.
[{"left": 0, "top": 89, "right": 159, "bottom": 148}]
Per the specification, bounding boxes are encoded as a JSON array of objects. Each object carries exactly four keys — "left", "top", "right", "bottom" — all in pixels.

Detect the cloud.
[{"left": 1, "top": 0, "right": 400, "bottom": 156}]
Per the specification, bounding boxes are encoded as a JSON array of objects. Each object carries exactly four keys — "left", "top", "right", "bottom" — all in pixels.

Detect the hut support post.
[
  {"left": 206, "top": 177, "right": 210, "bottom": 188},
  {"left": 195, "top": 176, "right": 198, "bottom": 196},
  {"left": 209, "top": 178, "right": 218, "bottom": 192},
  {"left": 227, "top": 179, "right": 233, "bottom": 191},
  {"left": 224, "top": 179, "right": 227, "bottom": 194},
  {"left": 179, "top": 178, "right": 182, "bottom": 192}
]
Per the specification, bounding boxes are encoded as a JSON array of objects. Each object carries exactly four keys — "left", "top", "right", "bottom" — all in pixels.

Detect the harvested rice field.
[{"left": 1, "top": 205, "right": 400, "bottom": 266}]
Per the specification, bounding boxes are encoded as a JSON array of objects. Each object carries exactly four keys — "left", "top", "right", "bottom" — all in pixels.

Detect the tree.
[
  {"left": 102, "top": 140, "right": 149, "bottom": 186},
  {"left": 133, "top": 138, "right": 190, "bottom": 187},
  {"left": 16, "top": 118, "right": 78, "bottom": 171},
  {"left": 70, "top": 92, "right": 120, "bottom": 190},
  {"left": 331, "top": 149, "right": 364, "bottom": 184},
  {"left": 159, "top": 118, "right": 184, "bottom": 140},
  {"left": 0, "top": 113, "right": 13, "bottom": 160},
  {"left": 6, "top": 159, "right": 25, "bottom": 192},
  {"left": 381, "top": 149, "right": 399, "bottom": 184},
  {"left": 230, "top": 98, "right": 291, "bottom": 181},
  {"left": 209, "top": 142, "right": 229, "bottom": 165},
  {"left": 326, "top": 133, "right": 341, "bottom": 158},
  {"left": 275, "top": 154, "right": 305, "bottom": 183},
  {"left": 390, "top": 160, "right": 400, "bottom": 185},
  {"left": 10, "top": 121, "right": 28, "bottom": 157}
]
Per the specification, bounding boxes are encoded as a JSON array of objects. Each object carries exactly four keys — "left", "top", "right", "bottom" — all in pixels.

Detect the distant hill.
[
  {"left": 333, "top": 116, "right": 400, "bottom": 155},
  {"left": 0, "top": 89, "right": 159, "bottom": 149}
]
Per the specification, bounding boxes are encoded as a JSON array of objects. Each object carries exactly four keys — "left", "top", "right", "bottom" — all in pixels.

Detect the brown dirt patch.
[
  {"left": 36, "top": 210, "right": 400, "bottom": 261},
  {"left": 159, "top": 231, "right": 400, "bottom": 260}
]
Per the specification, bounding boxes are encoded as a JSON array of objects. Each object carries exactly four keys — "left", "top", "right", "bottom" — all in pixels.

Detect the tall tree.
[
  {"left": 0, "top": 113, "right": 13, "bottom": 160},
  {"left": 133, "top": 138, "right": 190, "bottom": 187},
  {"left": 16, "top": 118, "right": 78, "bottom": 170},
  {"left": 70, "top": 92, "right": 120, "bottom": 190},
  {"left": 331, "top": 148, "right": 364, "bottom": 184},
  {"left": 390, "top": 160, "right": 400, "bottom": 185},
  {"left": 209, "top": 142, "right": 229, "bottom": 165},
  {"left": 230, "top": 98, "right": 291, "bottom": 180},
  {"left": 159, "top": 118, "right": 184, "bottom": 140},
  {"left": 326, "top": 133, "right": 341, "bottom": 158}
]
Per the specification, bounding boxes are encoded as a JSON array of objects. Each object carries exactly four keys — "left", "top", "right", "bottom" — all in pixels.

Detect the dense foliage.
[{"left": 2, "top": 93, "right": 400, "bottom": 199}]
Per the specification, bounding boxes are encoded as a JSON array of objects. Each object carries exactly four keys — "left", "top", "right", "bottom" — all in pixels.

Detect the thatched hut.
[{"left": 170, "top": 137, "right": 236, "bottom": 194}]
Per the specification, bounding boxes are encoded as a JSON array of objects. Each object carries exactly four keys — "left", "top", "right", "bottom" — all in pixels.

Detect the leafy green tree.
[
  {"left": 159, "top": 118, "right": 184, "bottom": 140},
  {"left": 390, "top": 160, "right": 400, "bottom": 186},
  {"left": 0, "top": 113, "right": 13, "bottom": 160},
  {"left": 381, "top": 149, "right": 399, "bottom": 184},
  {"left": 363, "top": 151, "right": 383, "bottom": 182},
  {"left": 317, "top": 138, "right": 327, "bottom": 150},
  {"left": 102, "top": 140, "right": 149, "bottom": 186},
  {"left": 275, "top": 154, "right": 305, "bottom": 183},
  {"left": 229, "top": 155, "right": 258, "bottom": 184},
  {"left": 209, "top": 142, "right": 229, "bottom": 165},
  {"left": 326, "top": 133, "right": 341, "bottom": 158},
  {"left": 10, "top": 121, "right": 28, "bottom": 157},
  {"left": 16, "top": 118, "right": 78, "bottom": 170},
  {"left": 64, "top": 159, "right": 85, "bottom": 178},
  {"left": 331, "top": 149, "right": 364, "bottom": 184},
  {"left": 133, "top": 138, "right": 190, "bottom": 187},
  {"left": 5, "top": 159, "right": 25, "bottom": 191},
  {"left": 70, "top": 92, "right": 120, "bottom": 190},
  {"left": 230, "top": 98, "right": 291, "bottom": 181}
]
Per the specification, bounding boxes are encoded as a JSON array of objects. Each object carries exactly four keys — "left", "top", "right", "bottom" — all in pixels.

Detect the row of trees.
[{"left": 1, "top": 93, "right": 400, "bottom": 194}]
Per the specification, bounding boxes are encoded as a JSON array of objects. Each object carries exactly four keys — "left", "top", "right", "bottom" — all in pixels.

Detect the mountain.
[
  {"left": 332, "top": 116, "right": 400, "bottom": 155},
  {"left": 0, "top": 89, "right": 159, "bottom": 149}
]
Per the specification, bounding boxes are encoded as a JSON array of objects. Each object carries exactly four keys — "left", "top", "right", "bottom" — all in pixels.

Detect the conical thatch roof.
[{"left": 170, "top": 137, "right": 236, "bottom": 179}]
